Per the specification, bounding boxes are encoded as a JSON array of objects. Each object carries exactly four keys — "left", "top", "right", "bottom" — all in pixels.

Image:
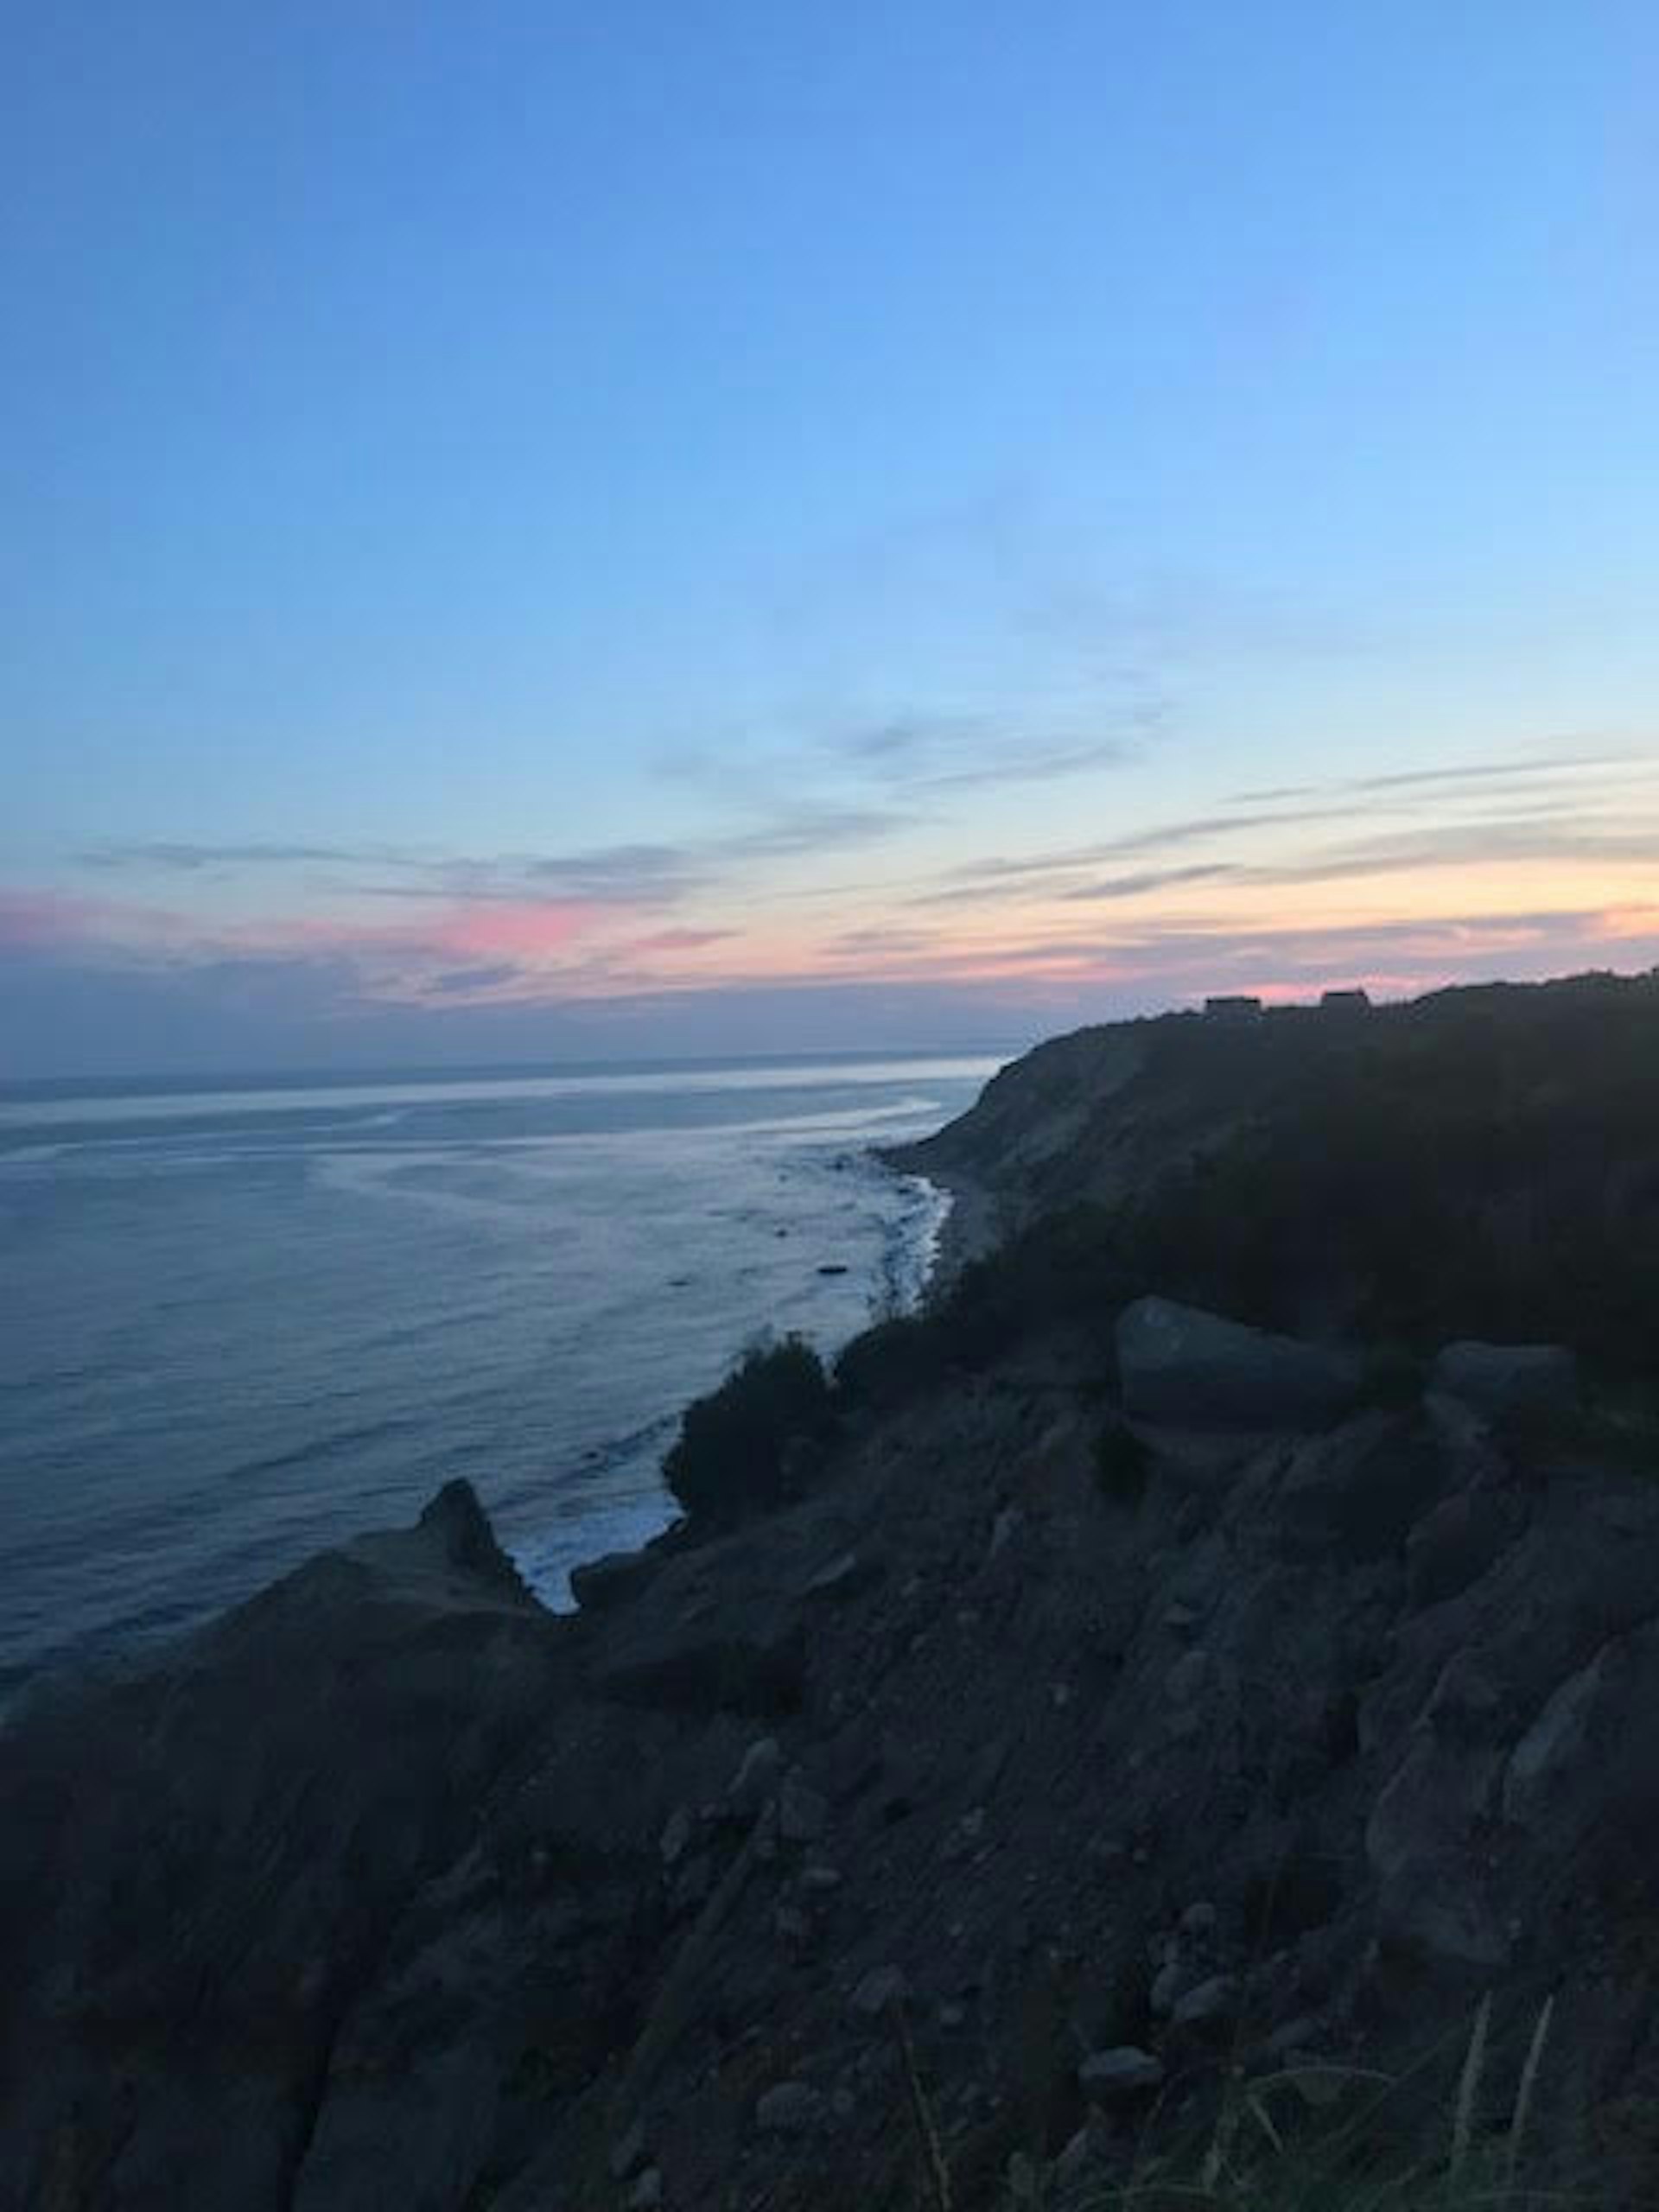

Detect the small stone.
[
  {"left": 799, "top": 1862, "right": 842, "bottom": 1891},
  {"left": 1050, "top": 1682, "right": 1072, "bottom": 1710},
  {"left": 852, "top": 1964, "right": 911, "bottom": 2018},
  {"left": 989, "top": 1506, "right": 1022, "bottom": 1560},
  {"left": 609, "top": 2119, "right": 646, "bottom": 2180},
  {"left": 1263, "top": 2013, "right": 1325, "bottom": 2060},
  {"left": 938, "top": 2001, "right": 966, "bottom": 2029},
  {"left": 756, "top": 2081, "right": 825, "bottom": 2134},
  {"left": 626, "top": 2169, "right": 662, "bottom": 2211},
  {"left": 1179, "top": 1900, "right": 1217, "bottom": 1937},
  {"left": 1164, "top": 1602, "right": 1201, "bottom": 1632},
  {"left": 1080, "top": 2045, "right": 1165, "bottom": 2097},
  {"left": 659, "top": 1807, "right": 692, "bottom": 1868},
  {"left": 1172, "top": 1973, "right": 1242, "bottom": 2029},
  {"left": 728, "top": 1737, "right": 783, "bottom": 1812},
  {"left": 779, "top": 1770, "right": 829, "bottom": 1845},
  {"left": 804, "top": 1550, "right": 865, "bottom": 1599}
]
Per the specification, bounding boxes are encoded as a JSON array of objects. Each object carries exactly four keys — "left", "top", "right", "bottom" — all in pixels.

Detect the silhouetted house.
[
  {"left": 1319, "top": 988, "right": 1371, "bottom": 1014},
  {"left": 1204, "top": 995, "right": 1263, "bottom": 1024}
]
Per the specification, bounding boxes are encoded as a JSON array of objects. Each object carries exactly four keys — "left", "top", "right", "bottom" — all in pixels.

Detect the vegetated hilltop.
[
  {"left": 3, "top": 971, "right": 1659, "bottom": 2212},
  {"left": 892, "top": 969, "right": 1659, "bottom": 1373}
]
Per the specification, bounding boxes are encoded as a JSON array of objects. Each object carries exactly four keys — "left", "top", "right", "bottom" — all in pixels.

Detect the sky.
[{"left": 4, "top": 1, "right": 1657, "bottom": 1077}]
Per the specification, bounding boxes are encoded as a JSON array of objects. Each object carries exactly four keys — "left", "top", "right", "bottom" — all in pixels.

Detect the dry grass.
[{"left": 984, "top": 1996, "right": 1602, "bottom": 2212}]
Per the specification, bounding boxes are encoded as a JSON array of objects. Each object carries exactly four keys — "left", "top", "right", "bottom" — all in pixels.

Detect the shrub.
[
  {"left": 1356, "top": 1344, "right": 1427, "bottom": 1411},
  {"left": 834, "top": 1313, "right": 951, "bottom": 1408},
  {"left": 663, "top": 1337, "right": 836, "bottom": 1524}
]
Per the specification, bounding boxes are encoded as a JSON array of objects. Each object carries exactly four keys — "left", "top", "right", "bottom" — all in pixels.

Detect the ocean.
[{"left": 0, "top": 1051, "right": 999, "bottom": 1695}]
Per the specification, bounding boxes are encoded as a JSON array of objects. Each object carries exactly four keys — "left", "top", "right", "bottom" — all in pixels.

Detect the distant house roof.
[
  {"left": 1319, "top": 988, "right": 1372, "bottom": 1010},
  {"left": 1204, "top": 995, "right": 1263, "bottom": 1021}
]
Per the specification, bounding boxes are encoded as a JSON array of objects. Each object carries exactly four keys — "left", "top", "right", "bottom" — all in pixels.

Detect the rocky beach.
[{"left": 5, "top": 974, "right": 1659, "bottom": 2211}]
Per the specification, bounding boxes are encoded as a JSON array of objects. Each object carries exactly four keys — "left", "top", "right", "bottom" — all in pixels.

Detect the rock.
[
  {"left": 755, "top": 2082, "right": 825, "bottom": 2134},
  {"left": 802, "top": 1550, "right": 877, "bottom": 1601},
  {"left": 1171, "top": 1973, "right": 1242, "bottom": 2029},
  {"left": 1165, "top": 1649, "right": 1211, "bottom": 1705},
  {"left": 851, "top": 1964, "right": 911, "bottom": 2018},
  {"left": 1430, "top": 1341, "right": 1580, "bottom": 1421},
  {"left": 1366, "top": 1699, "right": 1509, "bottom": 1969},
  {"left": 1276, "top": 1411, "right": 1445, "bottom": 1563},
  {"left": 1053, "top": 2122, "right": 1096, "bottom": 2183},
  {"left": 659, "top": 1806, "right": 693, "bottom": 1867},
  {"left": 778, "top": 1769, "right": 828, "bottom": 1844},
  {"left": 569, "top": 1546, "right": 661, "bottom": 1612},
  {"left": 1406, "top": 1490, "right": 1515, "bottom": 1610},
  {"left": 669, "top": 1850, "right": 715, "bottom": 1915},
  {"left": 1149, "top": 1960, "right": 1185, "bottom": 2017},
  {"left": 1503, "top": 1649, "right": 1607, "bottom": 1824},
  {"left": 1078, "top": 2046, "right": 1165, "bottom": 2096},
  {"left": 728, "top": 1737, "right": 784, "bottom": 1812},
  {"left": 0, "top": 1483, "right": 561, "bottom": 2211},
  {"left": 596, "top": 1599, "right": 807, "bottom": 1715},
  {"left": 626, "top": 2170, "right": 663, "bottom": 2211},
  {"left": 799, "top": 1862, "right": 842, "bottom": 1892},
  {"left": 1179, "top": 1900, "right": 1218, "bottom": 1936},
  {"left": 1592, "top": 1489, "right": 1659, "bottom": 1535},
  {"left": 609, "top": 2120, "right": 647, "bottom": 2181},
  {"left": 1116, "top": 1297, "right": 1363, "bottom": 1430}
]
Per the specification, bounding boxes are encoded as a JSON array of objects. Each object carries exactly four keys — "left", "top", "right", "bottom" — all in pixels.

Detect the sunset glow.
[{"left": 4, "top": 3, "right": 1656, "bottom": 1073}]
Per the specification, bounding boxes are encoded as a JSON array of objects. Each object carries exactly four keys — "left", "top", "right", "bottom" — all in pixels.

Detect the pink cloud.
[{"left": 0, "top": 888, "right": 186, "bottom": 950}]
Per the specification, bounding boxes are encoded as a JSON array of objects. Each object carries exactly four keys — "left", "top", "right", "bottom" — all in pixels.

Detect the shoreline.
[{"left": 879, "top": 1150, "right": 1004, "bottom": 1306}]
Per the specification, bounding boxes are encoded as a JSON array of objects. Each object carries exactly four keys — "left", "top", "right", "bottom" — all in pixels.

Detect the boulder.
[
  {"left": 1116, "top": 1298, "right": 1363, "bottom": 1430},
  {"left": 1429, "top": 1342, "right": 1580, "bottom": 1421}
]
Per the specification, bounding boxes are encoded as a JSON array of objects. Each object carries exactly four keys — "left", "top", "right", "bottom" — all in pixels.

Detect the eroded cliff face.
[
  {"left": 6, "top": 1350, "right": 1659, "bottom": 2211},
  {"left": 7, "top": 975, "right": 1659, "bottom": 2210}
]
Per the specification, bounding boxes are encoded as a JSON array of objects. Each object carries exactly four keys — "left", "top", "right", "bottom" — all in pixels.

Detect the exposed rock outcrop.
[{"left": 7, "top": 1363, "right": 1659, "bottom": 2209}]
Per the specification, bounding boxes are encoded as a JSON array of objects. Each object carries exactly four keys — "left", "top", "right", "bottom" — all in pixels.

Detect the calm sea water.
[{"left": 0, "top": 1052, "right": 999, "bottom": 1693}]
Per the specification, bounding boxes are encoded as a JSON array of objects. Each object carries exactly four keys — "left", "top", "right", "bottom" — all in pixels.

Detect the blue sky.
[{"left": 4, "top": 1, "right": 1657, "bottom": 1074}]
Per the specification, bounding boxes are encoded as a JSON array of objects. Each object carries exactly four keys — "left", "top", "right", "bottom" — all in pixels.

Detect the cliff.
[{"left": 4, "top": 974, "right": 1659, "bottom": 2211}]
